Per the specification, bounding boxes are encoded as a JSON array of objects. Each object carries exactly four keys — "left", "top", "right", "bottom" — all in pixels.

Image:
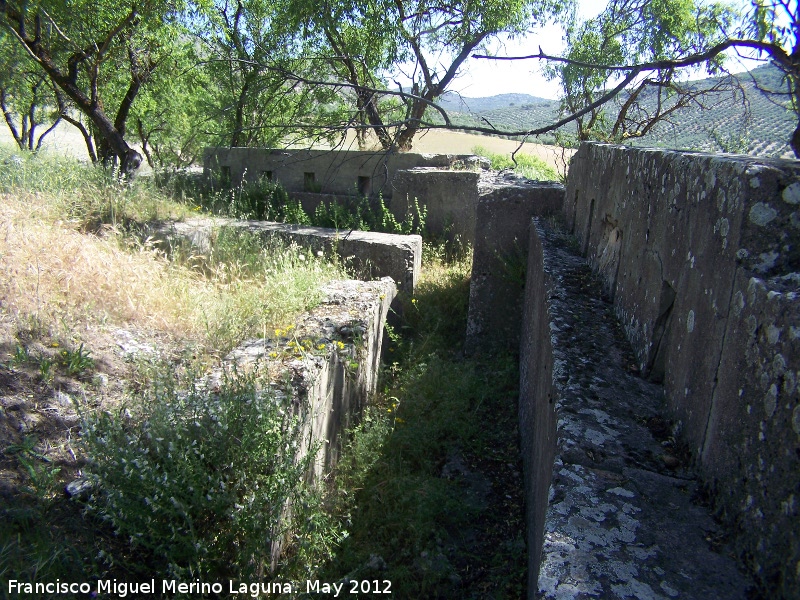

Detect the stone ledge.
[
  {"left": 465, "top": 179, "right": 564, "bottom": 355},
  {"left": 150, "top": 217, "right": 421, "bottom": 294},
  {"left": 520, "top": 220, "right": 752, "bottom": 599},
  {"left": 208, "top": 277, "right": 396, "bottom": 566}
]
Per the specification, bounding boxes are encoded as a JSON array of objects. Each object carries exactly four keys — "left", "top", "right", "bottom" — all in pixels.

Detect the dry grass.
[
  {"left": 0, "top": 194, "right": 345, "bottom": 359},
  {"left": 0, "top": 192, "right": 195, "bottom": 335}
]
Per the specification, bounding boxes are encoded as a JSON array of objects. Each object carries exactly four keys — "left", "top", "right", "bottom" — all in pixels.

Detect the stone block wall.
[
  {"left": 564, "top": 142, "right": 800, "bottom": 597},
  {"left": 217, "top": 278, "right": 397, "bottom": 564},
  {"left": 150, "top": 217, "right": 422, "bottom": 294},
  {"left": 390, "top": 168, "right": 481, "bottom": 243},
  {"left": 465, "top": 176, "right": 564, "bottom": 354},
  {"left": 520, "top": 220, "right": 751, "bottom": 599}
]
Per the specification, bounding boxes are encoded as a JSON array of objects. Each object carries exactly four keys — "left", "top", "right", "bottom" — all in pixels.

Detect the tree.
[
  {"left": 471, "top": 0, "right": 800, "bottom": 157},
  {"left": 545, "top": 0, "right": 735, "bottom": 143},
  {"left": 0, "top": 30, "right": 62, "bottom": 151},
  {"left": 129, "top": 38, "right": 213, "bottom": 168},
  {"left": 190, "top": 0, "right": 346, "bottom": 150},
  {"left": 0, "top": 0, "right": 184, "bottom": 174},
  {"left": 288, "top": 0, "right": 574, "bottom": 150},
  {"left": 742, "top": 0, "right": 800, "bottom": 154}
]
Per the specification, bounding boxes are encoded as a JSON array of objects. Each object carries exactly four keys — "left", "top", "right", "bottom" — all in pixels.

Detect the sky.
[{"left": 445, "top": 0, "right": 767, "bottom": 100}]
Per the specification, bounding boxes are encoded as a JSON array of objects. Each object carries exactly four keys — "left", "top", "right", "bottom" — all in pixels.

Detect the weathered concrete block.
[
  {"left": 216, "top": 278, "right": 396, "bottom": 565},
  {"left": 151, "top": 217, "right": 421, "bottom": 294},
  {"left": 390, "top": 168, "right": 480, "bottom": 243},
  {"left": 464, "top": 176, "right": 563, "bottom": 355},
  {"left": 565, "top": 142, "right": 800, "bottom": 597},
  {"left": 521, "top": 220, "right": 751, "bottom": 599},
  {"left": 703, "top": 272, "right": 800, "bottom": 598},
  {"left": 222, "top": 278, "right": 396, "bottom": 477},
  {"left": 518, "top": 219, "right": 559, "bottom": 594}
]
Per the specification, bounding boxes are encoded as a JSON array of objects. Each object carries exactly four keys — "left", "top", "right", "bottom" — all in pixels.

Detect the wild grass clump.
[
  {"left": 80, "top": 364, "right": 339, "bottom": 580},
  {"left": 472, "top": 144, "right": 560, "bottom": 181},
  {"left": 0, "top": 146, "right": 192, "bottom": 229},
  {"left": 0, "top": 150, "right": 346, "bottom": 355}
]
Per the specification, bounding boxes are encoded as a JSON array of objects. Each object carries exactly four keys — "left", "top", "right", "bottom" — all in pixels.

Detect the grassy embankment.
[
  {"left": 471, "top": 145, "right": 561, "bottom": 181},
  {"left": 0, "top": 149, "right": 525, "bottom": 597}
]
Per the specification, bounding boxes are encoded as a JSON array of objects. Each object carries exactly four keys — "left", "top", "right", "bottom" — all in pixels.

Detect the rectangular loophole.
[
  {"left": 304, "top": 172, "right": 316, "bottom": 191},
  {"left": 358, "top": 176, "right": 371, "bottom": 196},
  {"left": 220, "top": 165, "right": 231, "bottom": 185},
  {"left": 263, "top": 170, "right": 273, "bottom": 181}
]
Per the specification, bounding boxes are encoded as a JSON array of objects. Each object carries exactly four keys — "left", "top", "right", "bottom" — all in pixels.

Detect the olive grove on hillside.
[{"left": 473, "top": 0, "right": 800, "bottom": 157}]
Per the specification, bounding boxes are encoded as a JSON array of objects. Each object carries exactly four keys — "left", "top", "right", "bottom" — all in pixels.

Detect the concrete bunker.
[{"left": 200, "top": 144, "right": 798, "bottom": 597}]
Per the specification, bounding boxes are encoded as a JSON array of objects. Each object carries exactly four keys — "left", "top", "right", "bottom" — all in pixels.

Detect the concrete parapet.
[
  {"left": 151, "top": 217, "right": 421, "bottom": 294},
  {"left": 390, "top": 168, "right": 481, "bottom": 243},
  {"left": 520, "top": 220, "right": 751, "bottom": 599},
  {"left": 464, "top": 176, "right": 564, "bottom": 355},
  {"left": 214, "top": 278, "right": 396, "bottom": 564},
  {"left": 203, "top": 147, "right": 484, "bottom": 197},
  {"left": 565, "top": 142, "right": 800, "bottom": 597}
]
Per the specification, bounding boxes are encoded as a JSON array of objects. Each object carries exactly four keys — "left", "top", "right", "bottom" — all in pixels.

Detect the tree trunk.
[{"left": 1, "top": 4, "right": 142, "bottom": 174}]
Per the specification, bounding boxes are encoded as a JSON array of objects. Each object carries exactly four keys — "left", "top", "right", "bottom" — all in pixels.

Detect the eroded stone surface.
[
  {"left": 465, "top": 175, "right": 564, "bottom": 355},
  {"left": 564, "top": 143, "right": 800, "bottom": 597},
  {"left": 521, "top": 221, "right": 751, "bottom": 599},
  {"left": 216, "top": 278, "right": 396, "bottom": 479},
  {"left": 150, "top": 217, "right": 421, "bottom": 293}
]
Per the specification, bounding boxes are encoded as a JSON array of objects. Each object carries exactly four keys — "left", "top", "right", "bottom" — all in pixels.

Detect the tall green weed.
[
  {"left": 472, "top": 145, "right": 559, "bottom": 181},
  {"left": 80, "top": 364, "right": 338, "bottom": 580}
]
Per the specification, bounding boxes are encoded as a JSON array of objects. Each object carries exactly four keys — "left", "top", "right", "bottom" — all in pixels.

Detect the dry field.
[{"left": 0, "top": 119, "right": 572, "bottom": 172}]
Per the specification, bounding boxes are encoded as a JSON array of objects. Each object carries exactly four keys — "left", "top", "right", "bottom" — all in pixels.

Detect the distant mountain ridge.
[
  {"left": 434, "top": 65, "right": 796, "bottom": 158},
  {"left": 437, "top": 92, "right": 554, "bottom": 114}
]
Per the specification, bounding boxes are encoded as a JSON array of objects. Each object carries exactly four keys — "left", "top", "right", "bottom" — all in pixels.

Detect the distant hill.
[
  {"left": 432, "top": 65, "right": 796, "bottom": 158},
  {"left": 437, "top": 92, "right": 554, "bottom": 114}
]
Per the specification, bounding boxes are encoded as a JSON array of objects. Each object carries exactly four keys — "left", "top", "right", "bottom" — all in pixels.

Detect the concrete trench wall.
[
  {"left": 150, "top": 217, "right": 421, "bottom": 294},
  {"left": 561, "top": 142, "right": 800, "bottom": 597},
  {"left": 203, "top": 147, "right": 485, "bottom": 197},
  {"left": 214, "top": 278, "right": 397, "bottom": 564},
  {"left": 520, "top": 220, "right": 752, "bottom": 599},
  {"left": 203, "top": 148, "right": 490, "bottom": 245},
  {"left": 465, "top": 175, "right": 564, "bottom": 355}
]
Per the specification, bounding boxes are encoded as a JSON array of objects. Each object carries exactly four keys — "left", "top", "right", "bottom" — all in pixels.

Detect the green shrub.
[
  {"left": 81, "top": 365, "right": 335, "bottom": 580},
  {"left": 312, "top": 193, "right": 425, "bottom": 235},
  {"left": 471, "top": 145, "right": 559, "bottom": 181}
]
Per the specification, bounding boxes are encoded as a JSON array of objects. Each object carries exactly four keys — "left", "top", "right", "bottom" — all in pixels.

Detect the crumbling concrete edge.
[
  {"left": 209, "top": 277, "right": 397, "bottom": 564},
  {"left": 520, "top": 220, "right": 752, "bottom": 599},
  {"left": 150, "top": 217, "right": 421, "bottom": 294},
  {"left": 519, "top": 219, "right": 560, "bottom": 595}
]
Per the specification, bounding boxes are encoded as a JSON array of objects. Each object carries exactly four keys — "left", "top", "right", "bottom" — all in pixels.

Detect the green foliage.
[
  {"left": 287, "top": 0, "right": 573, "bottom": 149},
  {"left": 59, "top": 343, "right": 94, "bottom": 377},
  {"left": 0, "top": 30, "right": 61, "bottom": 152},
  {"left": 547, "top": 0, "right": 735, "bottom": 142},
  {"left": 472, "top": 145, "right": 560, "bottom": 180},
  {"left": 6, "top": 436, "right": 62, "bottom": 499},
  {"left": 321, "top": 251, "right": 527, "bottom": 596},
  {"left": 0, "top": 146, "right": 192, "bottom": 227},
  {"left": 80, "top": 364, "right": 336, "bottom": 580},
  {"left": 130, "top": 39, "right": 214, "bottom": 169},
  {"left": 191, "top": 0, "right": 346, "bottom": 149},
  {"left": 313, "top": 193, "right": 426, "bottom": 235},
  {"left": 167, "top": 171, "right": 427, "bottom": 235}
]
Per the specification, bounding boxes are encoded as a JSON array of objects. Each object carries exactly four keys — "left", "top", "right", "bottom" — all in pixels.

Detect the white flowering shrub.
[{"left": 81, "top": 366, "right": 324, "bottom": 579}]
